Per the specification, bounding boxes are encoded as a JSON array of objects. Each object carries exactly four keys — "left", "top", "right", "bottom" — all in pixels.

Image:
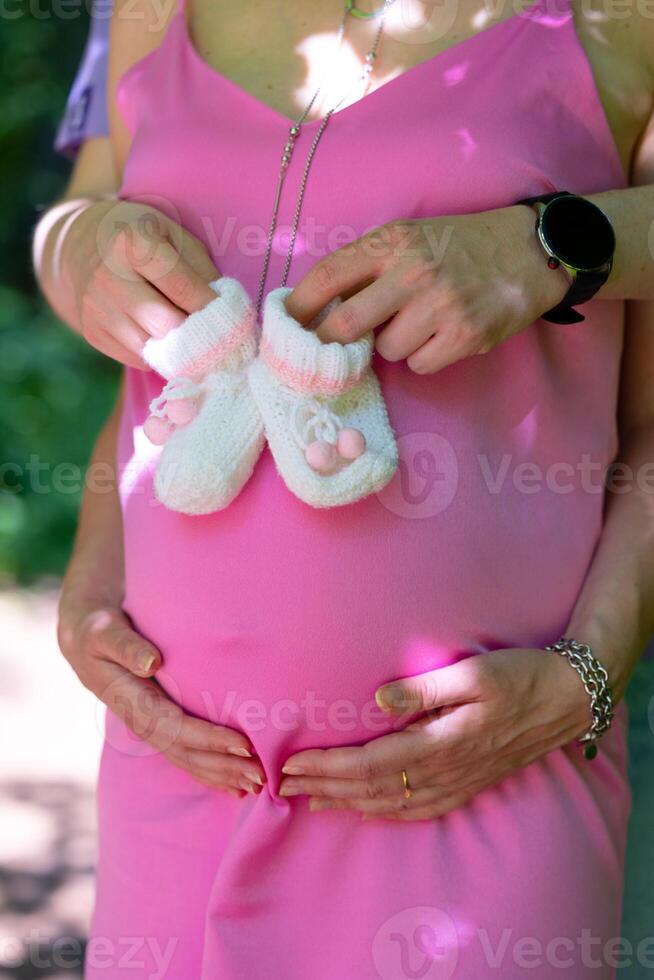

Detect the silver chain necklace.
[{"left": 255, "top": 0, "right": 395, "bottom": 316}]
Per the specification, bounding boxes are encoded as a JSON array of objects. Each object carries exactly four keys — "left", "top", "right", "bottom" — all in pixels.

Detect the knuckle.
[
  {"left": 438, "top": 279, "right": 466, "bottom": 315},
  {"left": 397, "top": 257, "right": 438, "bottom": 290},
  {"left": 83, "top": 608, "right": 116, "bottom": 640},
  {"left": 356, "top": 752, "right": 378, "bottom": 782},
  {"left": 413, "top": 674, "right": 439, "bottom": 709},
  {"left": 363, "top": 225, "right": 399, "bottom": 268},
  {"left": 384, "top": 220, "right": 413, "bottom": 250},
  {"left": 451, "top": 321, "right": 479, "bottom": 355},
  {"left": 465, "top": 655, "right": 494, "bottom": 696},
  {"left": 313, "top": 259, "right": 338, "bottom": 293},
  {"left": 168, "top": 271, "right": 195, "bottom": 306},
  {"left": 364, "top": 779, "right": 387, "bottom": 801},
  {"left": 331, "top": 305, "right": 361, "bottom": 342},
  {"left": 382, "top": 221, "right": 419, "bottom": 265},
  {"left": 111, "top": 224, "right": 135, "bottom": 256}
]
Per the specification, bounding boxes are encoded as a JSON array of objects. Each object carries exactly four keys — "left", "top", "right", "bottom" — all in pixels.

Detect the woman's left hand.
[
  {"left": 286, "top": 206, "right": 570, "bottom": 374},
  {"left": 278, "top": 648, "right": 594, "bottom": 821}
]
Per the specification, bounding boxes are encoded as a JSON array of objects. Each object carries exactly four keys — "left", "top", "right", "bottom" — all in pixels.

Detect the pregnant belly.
[{"left": 120, "top": 436, "right": 603, "bottom": 778}]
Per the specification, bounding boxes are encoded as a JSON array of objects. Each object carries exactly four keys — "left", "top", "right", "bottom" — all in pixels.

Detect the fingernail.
[
  {"left": 227, "top": 746, "right": 253, "bottom": 758},
  {"left": 240, "top": 780, "right": 260, "bottom": 794},
  {"left": 282, "top": 764, "right": 305, "bottom": 775},
  {"left": 138, "top": 651, "right": 157, "bottom": 674},
  {"left": 279, "top": 783, "right": 302, "bottom": 797},
  {"left": 310, "top": 799, "right": 334, "bottom": 811},
  {"left": 375, "top": 685, "right": 405, "bottom": 711},
  {"left": 249, "top": 773, "right": 265, "bottom": 786}
]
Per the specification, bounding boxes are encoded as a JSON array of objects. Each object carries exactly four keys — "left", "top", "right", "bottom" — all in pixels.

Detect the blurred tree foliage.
[{"left": 0, "top": 5, "right": 119, "bottom": 584}]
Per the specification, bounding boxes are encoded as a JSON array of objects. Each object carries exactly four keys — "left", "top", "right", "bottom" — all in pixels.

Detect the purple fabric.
[{"left": 54, "top": 0, "right": 111, "bottom": 156}]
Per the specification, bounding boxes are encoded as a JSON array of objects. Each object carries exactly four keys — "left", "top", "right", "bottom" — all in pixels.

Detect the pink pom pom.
[
  {"left": 143, "top": 415, "right": 174, "bottom": 445},
  {"left": 165, "top": 397, "right": 197, "bottom": 426},
  {"left": 305, "top": 440, "right": 338, "bottom": 473},
  {"left": 337, "top": 427, "right": 366, "bottom": 460}
]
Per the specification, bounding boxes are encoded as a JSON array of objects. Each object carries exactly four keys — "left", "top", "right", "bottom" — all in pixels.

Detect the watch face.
[{"left": 540, "top": 195, "right": 616, "bottom": 272}]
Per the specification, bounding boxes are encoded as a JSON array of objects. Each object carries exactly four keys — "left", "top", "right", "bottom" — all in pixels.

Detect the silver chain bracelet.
[{"left": 544, "top": 637, "right": 614, "bottom": 760}]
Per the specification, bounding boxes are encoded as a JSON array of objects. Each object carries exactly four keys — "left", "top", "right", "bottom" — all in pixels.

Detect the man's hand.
[
  {"left": 278, "top": 648, "right": 591, "bottom": 820},
  {"left": 286, "top": 206, "right": 569, "bottom": 374},
  {"left": 58, "top": 595, "right": 266, "bottom": 797}
]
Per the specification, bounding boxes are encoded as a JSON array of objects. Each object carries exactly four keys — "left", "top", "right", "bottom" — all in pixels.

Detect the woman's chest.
[
  {"left": 124, "top": 9, "right": 627, "bottom": 286},
  {"left": 185, "top": 0, "right": 650, "bottom": 181},
  {"left": 573, "top": 1, "right": 653, "bottom": 180}
]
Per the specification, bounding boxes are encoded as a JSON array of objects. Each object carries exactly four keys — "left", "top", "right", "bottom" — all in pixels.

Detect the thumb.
[
  {"left": 375, "top": 658, "right": 479, "bottom": 715},
  {"left": 93, "top": 614, "right": 162, "bottom": 678}
]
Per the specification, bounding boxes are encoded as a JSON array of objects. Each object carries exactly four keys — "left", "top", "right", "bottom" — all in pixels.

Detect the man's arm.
[
  {"left": 585, "top": 87, "right": 654, "bottom": 303},
  {"left": 563, "top": 98, "right": 654, "bottom": 697},
  {"left": 59, "top": 384, "right": 128, "bottom": 628}
]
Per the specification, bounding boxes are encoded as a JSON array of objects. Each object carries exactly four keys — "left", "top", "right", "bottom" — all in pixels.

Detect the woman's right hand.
[
  {"left": 60, "top": 198, "right": 220, "bottom": 368},
  {"left": 57, "top": 593, "right": 266, "bottom": 797}
]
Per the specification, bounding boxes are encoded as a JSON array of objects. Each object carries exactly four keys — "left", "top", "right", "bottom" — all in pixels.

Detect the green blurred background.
[{"left": 0, "top": 6, "right": 118, "bottom": 585}]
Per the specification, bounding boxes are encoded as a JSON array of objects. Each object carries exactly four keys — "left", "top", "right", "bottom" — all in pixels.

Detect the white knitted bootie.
[
  {"left": 247, "top": 287, "right": 398, "bottom": 508},
  {"left": 142, "top": 277, "right": 265, "bottom": 515}
]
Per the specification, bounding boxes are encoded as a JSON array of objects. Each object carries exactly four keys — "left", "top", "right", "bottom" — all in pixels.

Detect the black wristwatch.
[{"left": 516, "top": 190, "right": 616, "bottom": 324}]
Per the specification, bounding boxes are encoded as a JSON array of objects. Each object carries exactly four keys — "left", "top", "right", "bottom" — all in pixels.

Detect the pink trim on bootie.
[
  {"left": 143, "top": 277, "right": 258, "bottom": 381},
  {"left": 259, "top": 288, "right": 373, "bottom": 398}
]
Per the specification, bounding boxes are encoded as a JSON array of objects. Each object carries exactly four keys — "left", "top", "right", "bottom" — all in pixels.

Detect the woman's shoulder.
[
  {"left": 108, "top": 0, "right": 179, "bottom": 175},
  {"left": 110, "top": 0, "right": 178, "bottom": 84}
]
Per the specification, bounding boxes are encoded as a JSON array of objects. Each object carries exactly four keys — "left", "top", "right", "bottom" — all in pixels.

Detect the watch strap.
[{"left": 539, "top": 267, "right": 610, "bottom": 324}]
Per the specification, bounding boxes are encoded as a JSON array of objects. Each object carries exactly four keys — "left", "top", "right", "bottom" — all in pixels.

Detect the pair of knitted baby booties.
[{"left": 142, "top": 277, "right": 398, "bottom": 514}]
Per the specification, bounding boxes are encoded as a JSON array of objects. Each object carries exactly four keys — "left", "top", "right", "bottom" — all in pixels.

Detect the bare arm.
[
  {"left": 584, "top": 80, "right": 654, "bottom": 303},
  {"left": 59, "top": 383, "right": 126, "bottom": 619},
  {"left": 561, "top": 92, "right": 654, "bottom": 697},
  {"left": 566, "top": 304, "right": 654, "bottom": 701}
]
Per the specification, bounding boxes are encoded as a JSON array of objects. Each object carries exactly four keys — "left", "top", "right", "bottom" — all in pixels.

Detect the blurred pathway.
[{"left": 0, "top": 589, "right": 101, "bottom": 978}]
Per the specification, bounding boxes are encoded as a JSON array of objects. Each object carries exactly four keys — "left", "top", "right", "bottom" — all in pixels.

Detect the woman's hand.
[
  {"left": 278, "top": 648, "right": 592, "bottom": 820},
  {"left": 58, "top": 593, "right": 266, "bottom": 797},
  {"left": 59, "top": 198, "right": 219, "bottom": 368},
  {"left": 286, "top": 205, "right": 570, "bottom": 374}
]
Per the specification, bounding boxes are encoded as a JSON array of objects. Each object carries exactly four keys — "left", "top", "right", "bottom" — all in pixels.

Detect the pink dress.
[{"left": 89, "top": 0, "right": 632, "bottom": 976}]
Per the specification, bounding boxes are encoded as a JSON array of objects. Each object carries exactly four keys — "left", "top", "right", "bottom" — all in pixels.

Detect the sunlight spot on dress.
[
  {"left": 512, "top": 407, "right": 538, "bottom": 453},
  {"left": 120, "top": 437, "right": 157, "bottom": 501},
  {"left": 444, "top": 61, "right": 469, "bottom": 87},
  {"left": 455, "top": 127, "right": 478, "bottom": 160}
]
